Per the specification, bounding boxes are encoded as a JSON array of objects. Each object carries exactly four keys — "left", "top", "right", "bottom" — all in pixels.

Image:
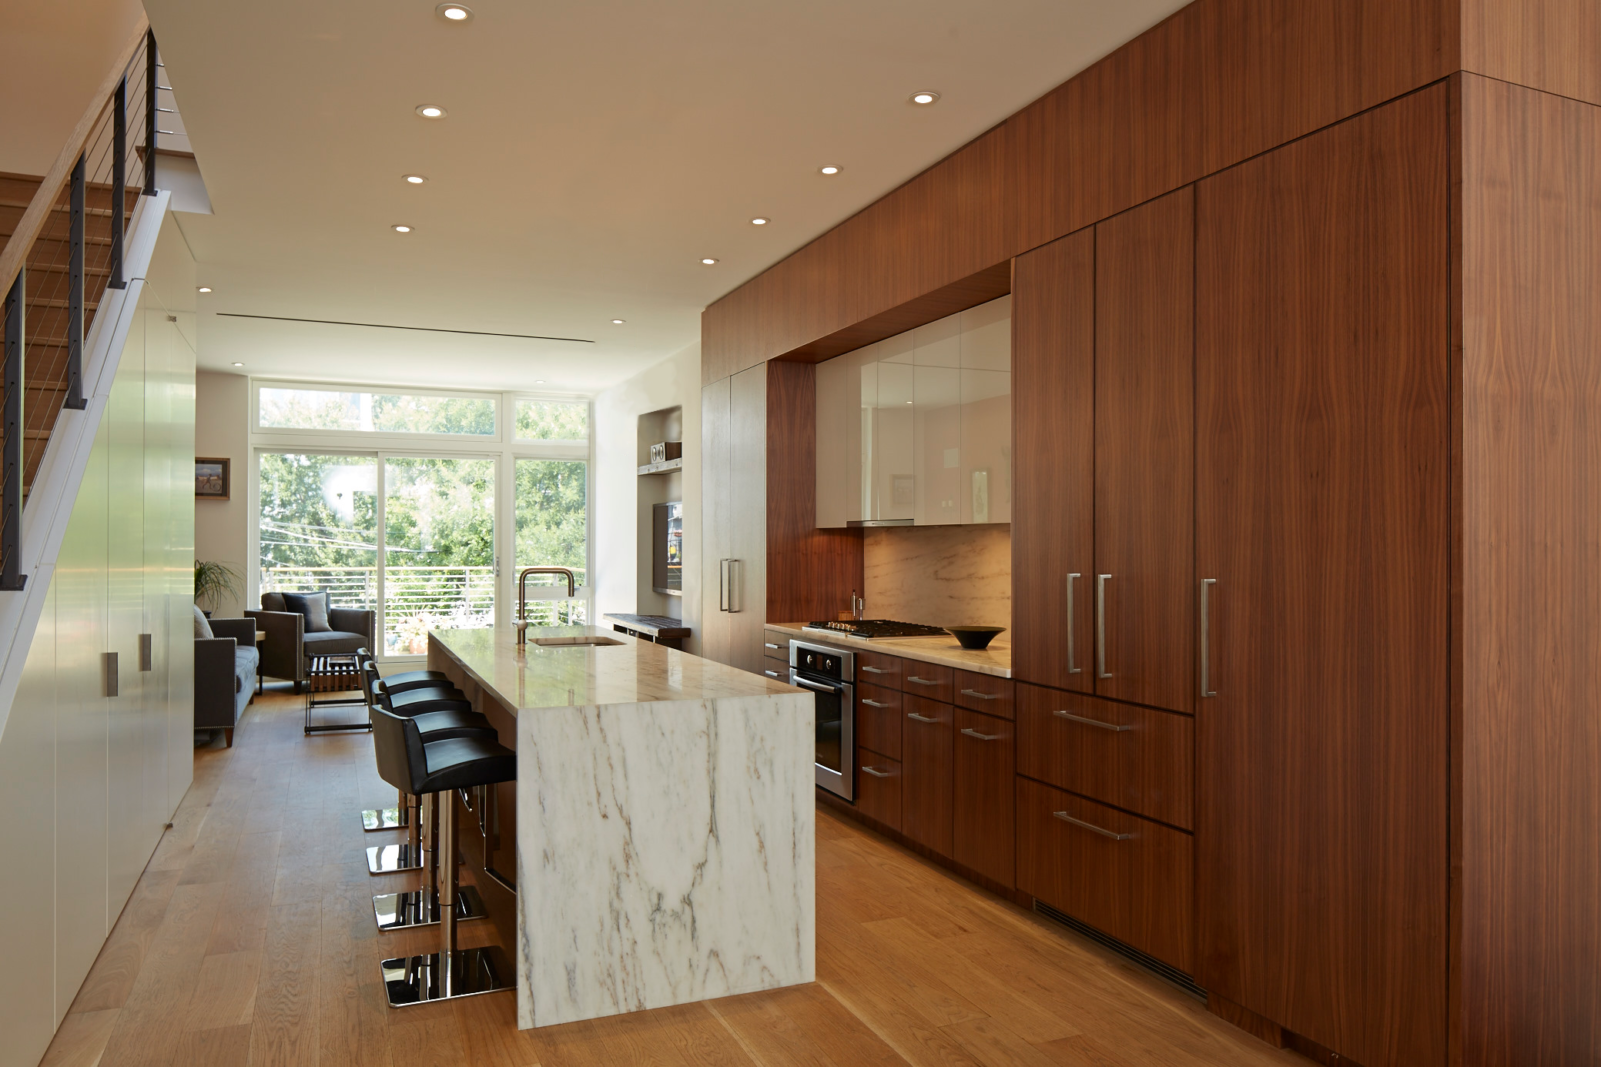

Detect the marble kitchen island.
[{"left": 425, "top": 626, "right": 815, "bottom": 1029}]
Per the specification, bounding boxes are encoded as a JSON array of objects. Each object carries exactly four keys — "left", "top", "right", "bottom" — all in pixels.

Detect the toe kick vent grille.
[{"left": 1032, "top": 900, "right": 1207, "bottom": 1001}]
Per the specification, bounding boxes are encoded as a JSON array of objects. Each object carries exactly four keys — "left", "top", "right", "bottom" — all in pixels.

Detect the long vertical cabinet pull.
[
  {"left": 1066, "top": 573, "right": 1082, "bottom": 674},
  {"left": 1200, "top": 578, "right": 1217, "bottom": 698},
  {"left": 1096, "top": 574, "right": 1112, "bottom": 678},
  {"left": 719, "top": 559, "right": 730, "bottom": 612},
  {"left": 728, "top": 559, "right": 742, "bottom": 613}
]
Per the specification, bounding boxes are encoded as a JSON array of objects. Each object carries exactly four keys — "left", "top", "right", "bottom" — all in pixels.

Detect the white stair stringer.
[{"left": 0, "top": 190, "right": 171, "bottom": 745}]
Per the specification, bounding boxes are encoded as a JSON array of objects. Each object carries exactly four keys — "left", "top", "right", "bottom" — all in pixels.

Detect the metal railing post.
[
  {"left": 66, "top": 154, "right": 87, "bottom": 411},
  {"left": 143, "top": 30, "right": 157, "bottom": 195},
  {"left": 3, "top": 270, "right": 27, "bottom": 591},
  {"left": 108, "top": 78, "right": 127, "bottom": 290}
]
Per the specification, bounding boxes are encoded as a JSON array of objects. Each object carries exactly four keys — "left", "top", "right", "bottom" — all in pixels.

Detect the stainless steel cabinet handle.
[
  {"left": 764, "top": 670, "right": 779, "bottom": 678},
  {"left": 906, "top": 712, "right": 940, "bottom": 724},
  {"left": 960, "top": 727, "right": 1003, "bottom": 741},
  {"left": 138, "top": 633, "right": 152, "bottom": 672},
  {"left": 860, "top": 665, "right": 889, "bottom": 675},
  {"left": 1096, "top": 574, "right": 1112, "bottom": 679},
  {"left": 1201, "top": 578, "right": 1217, "bottom": 698},
  {"left": 960, "top": 688, "right": 1001, "bottom": 701},
  {"left": 102, "top": 652, "right": 118, "bottom": 698},
  {"left": 1066, "top": 573, "right": 1082, "bottom": 674},
  {"left": 907, "top": 675, "right": 940, "bottom": 686},
  {"left": 862, "top": 699, "right": 891, "bottom": 708},
  {"left": 1052, "top": 708, "right": 1134, "bottom": 732},
  {"left": 1053, "top": 810, "right": 1134, "bottom": 841},
  {"left": 727, "top": 559, "right": 742, "bottom": 613},
  {"left": 862, "top": 766, "right": 893, "bottom": 778},
  {"left": 719, "top": 559, "right": 729, "bottom": 612},
  {"left": 765, "top": 642, "right": 781, "bottom": 650}
]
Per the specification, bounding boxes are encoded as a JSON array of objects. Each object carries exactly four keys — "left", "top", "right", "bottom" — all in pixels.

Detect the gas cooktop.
[{"left": 803, "top": 619, "right": 949, "bottom": 640}]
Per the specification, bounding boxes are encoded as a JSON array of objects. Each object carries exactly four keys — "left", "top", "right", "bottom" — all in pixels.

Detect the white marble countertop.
[
  {"left": 431, "top": 625, "right": 799, "bottom": 712},
  {"left": 766, "top": 621, "right": 1013, "bottom": 679}
]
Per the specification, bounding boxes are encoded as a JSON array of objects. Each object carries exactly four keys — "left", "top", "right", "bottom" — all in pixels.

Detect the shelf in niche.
[{"left": 637, "top": 458, "right": 683, "bottom": 476}]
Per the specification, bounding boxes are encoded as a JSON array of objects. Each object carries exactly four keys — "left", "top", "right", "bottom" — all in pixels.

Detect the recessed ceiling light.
[
  {"left": 232, "top": 362, "right": 244, "bottom": 367},
  {"left": 535, "top": 379, "right": 546, "bottom": 384},
  {"left": 392, "top": 224, "right": 413, "bottom": 233},
  {"left": 750, "top": 217, "right": 769, "bottom": 226},
  {"left": 701, "top": 257, "right": 718, "bottom": 265},
  {"left": 910, "top": 90, "right": 941, "bottom": 105},
  {"left": 436, "top": 2, "right": 473, "bottom": 21},
  {"left": 819, "top": 165, "right": 840, "bottom": 175},
  {"left": 611, "top": 319, "right": 625, "bottom": 324},
  {"left": 415, "top": 104, "right": 446, "bottom": 119},
  {"left": 403, "top": 174, "right": 427, "bottom": 184},
  {"left": 196, "top": 286, "right": 212, "bottom": 293}
]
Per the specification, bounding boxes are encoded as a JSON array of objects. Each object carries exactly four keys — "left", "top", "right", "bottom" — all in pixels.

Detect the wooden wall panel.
[
  {"left": 1458, "top": 73, "right": 1601, "bottom": 1067},
  {"left": 1195, "top": 86, "right": 1450, "bottom": 1067},
  {"left": 702, "top": 0, "right": 1458, "bottom": 384},
  {"left": 1462, "top": 0, "right": 1601, "bottom": 108},
  {"left": 765, "top": 360, "right": 862, "bottom": 624}
]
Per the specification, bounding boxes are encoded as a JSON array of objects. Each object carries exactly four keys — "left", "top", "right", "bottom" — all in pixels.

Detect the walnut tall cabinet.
[{"left": 700, "top": 1, "right": 1601, "bottom": 1062}]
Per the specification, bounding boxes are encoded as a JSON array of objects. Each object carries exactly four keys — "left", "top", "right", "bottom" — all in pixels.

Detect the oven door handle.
[{"left": 791, "top": 676, "right": 843, "bottom": 696}]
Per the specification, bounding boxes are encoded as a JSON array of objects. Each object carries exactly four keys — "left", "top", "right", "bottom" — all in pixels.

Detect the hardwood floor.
[{"left": 41, "top": 689, "right": 1300, "bottom": 1067}]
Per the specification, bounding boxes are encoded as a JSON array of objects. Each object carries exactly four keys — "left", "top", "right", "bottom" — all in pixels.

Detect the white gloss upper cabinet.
[{"left": 815, "top": 296, "right": 1010, "bottom": 529}]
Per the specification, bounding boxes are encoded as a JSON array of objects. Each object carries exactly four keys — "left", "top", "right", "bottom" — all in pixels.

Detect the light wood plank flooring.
[{"left": 40, "top": 689, "right": 1297, "bottom": 1067}]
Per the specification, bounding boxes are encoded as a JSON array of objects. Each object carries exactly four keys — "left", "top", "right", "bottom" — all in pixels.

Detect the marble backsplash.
[{"left": 863, "top": 524, "right": 1011, "bottom": 630}]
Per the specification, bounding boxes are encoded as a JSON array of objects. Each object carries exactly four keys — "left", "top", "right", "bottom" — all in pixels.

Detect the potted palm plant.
[{"left": 194, "top": 560, "right": 242, "bottom": 617}]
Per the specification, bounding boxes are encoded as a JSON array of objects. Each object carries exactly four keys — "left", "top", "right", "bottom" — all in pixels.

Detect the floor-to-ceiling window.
[{"left": 250, "top": 383, "right": 591, "bottom": 659}]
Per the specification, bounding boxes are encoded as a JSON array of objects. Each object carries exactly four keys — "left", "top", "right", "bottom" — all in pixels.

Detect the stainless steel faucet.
[{"left": 516, "top": 567, "right": 577, "bottom": 646}]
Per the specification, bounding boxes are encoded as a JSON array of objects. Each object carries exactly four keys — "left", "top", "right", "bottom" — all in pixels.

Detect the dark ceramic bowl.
[{"left": 947, "top": 626, "right": 1005, "bottom": 651}]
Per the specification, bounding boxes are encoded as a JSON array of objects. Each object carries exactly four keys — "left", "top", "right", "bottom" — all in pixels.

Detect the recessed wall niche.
[{"left": 635, "top": 405, "right": 683, "bottom": 618}]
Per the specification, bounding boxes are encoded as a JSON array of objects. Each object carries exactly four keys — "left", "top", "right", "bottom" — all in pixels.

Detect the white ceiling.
[{"left": 141, "top": 0, "right": 1189, "bottom": 395}]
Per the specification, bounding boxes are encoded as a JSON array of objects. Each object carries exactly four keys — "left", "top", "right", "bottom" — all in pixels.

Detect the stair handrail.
[{"left": 0, "top": 13, "right": 149, "bottom": 302}]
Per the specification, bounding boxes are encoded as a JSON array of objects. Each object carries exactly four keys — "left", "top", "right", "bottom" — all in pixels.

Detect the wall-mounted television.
[{"left": 652, "top": 502, "right": 683, "bottom": 596}]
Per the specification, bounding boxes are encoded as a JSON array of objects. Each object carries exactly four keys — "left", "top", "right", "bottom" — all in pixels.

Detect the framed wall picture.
[{"left": 196, "top": 458, "right": 230, "bottom": 500}]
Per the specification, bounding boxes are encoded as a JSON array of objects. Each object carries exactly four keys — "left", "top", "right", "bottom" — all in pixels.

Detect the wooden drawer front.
[
  {"left": 763, "top": 655, "right": 789, "bottom": 682},
  {"left": 901, "top": 694, "right": 954, "bottom": 855},
  {"left": 857, "top": 684, "right": 903, "bottom": 760},
  {"left": 953, "top": 709, "right": 1015, "bottom": 887},
  {"left": 763, "top": 630, "right": 793, "bottom": 659},
  {"left": 856, "top": 650, "right": 904, "bottom": 688},
  {"left": 1017, "top": 684, "right": 1194, "bottom": 830},
  {"left": 955, "top": 670, "right": 1015, "bottom": 720},
  {"left": 856, "top": 751, "right": 902, "bottom": 832},
  {"left": 1017, "top": 777, "right": 1194, "bottom": 974},
  {"left": 902, "top": 662, "right": 955, "bottom": 704}
]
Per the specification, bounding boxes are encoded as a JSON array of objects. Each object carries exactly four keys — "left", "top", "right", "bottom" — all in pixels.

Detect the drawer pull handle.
[
  {"left": 906, "top": 712, "right": 940, "bottom": 724},
  {"left": 960, "top": 688, "right": 1001, "bottom": 700},
  {"left": 1053, "top": 811, "right": 1134, "bottom": 841},
  {"left": 907, "top": 675, "right": 941, "bottom": 686},
  {"left": 861, "top": 665, "right": 890, "bottom": 674},
  {"left": 960, "top": 727, "right": 1002, "bottom": 741},
  {"left": 862, "top": 698, "right": 891, "bottom": 708},
  {"left": 764, "top": 670, "right": 779, "bottom": 678},
  {"left": 1052, "top": 709, "right": 1134, "bottom": 732},
  {"left": 765, "top": 642, "right": 781, "bottom": 650},
  {"left": 862, "top": 766, "right": 893, "bottom": 779}
]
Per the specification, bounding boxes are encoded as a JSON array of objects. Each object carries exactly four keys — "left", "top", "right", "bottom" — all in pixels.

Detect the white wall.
[
  {"left": 594, "top": 341, "right": 702, "bottom": 654},
  {"left": 195, "top": 371, "right": 249, "bottom": 616}
]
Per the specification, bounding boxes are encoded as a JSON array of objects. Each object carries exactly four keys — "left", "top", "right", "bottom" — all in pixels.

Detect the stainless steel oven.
[{"left": 789, "top": 638, "right": 854, "bottom": 801}]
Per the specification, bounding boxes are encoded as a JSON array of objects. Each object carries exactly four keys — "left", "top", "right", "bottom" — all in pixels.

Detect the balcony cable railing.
[{"left": 0, "top": 16, "right": 158, "bottom": 591}]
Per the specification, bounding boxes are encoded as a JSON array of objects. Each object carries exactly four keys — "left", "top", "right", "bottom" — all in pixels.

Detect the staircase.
[{"left": 0, "top": 171, "right": 139, "bottom": 494}]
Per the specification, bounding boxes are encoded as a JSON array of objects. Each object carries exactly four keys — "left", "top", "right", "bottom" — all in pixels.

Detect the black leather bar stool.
[
  {"left": 372, "top": 707, "right": 517, "bottom": 1007},
  {"left": 359, "top": 653, "right": 471, "bottom": 832}
]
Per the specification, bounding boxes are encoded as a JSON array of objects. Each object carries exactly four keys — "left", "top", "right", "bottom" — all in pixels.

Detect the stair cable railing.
[{"left": 0, "top": 16, "right": 157, "bottom": 591}]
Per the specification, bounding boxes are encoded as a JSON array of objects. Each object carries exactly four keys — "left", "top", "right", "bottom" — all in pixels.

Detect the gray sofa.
[
  {"left": 195, "top": 615, "right": 259, "bottom": 747},
  {"left": 246, "top": 592, "right": 376, "bottom": 693}
]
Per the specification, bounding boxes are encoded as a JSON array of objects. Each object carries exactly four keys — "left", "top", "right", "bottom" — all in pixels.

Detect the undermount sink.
[{"left": 530, "top": 635, "right": 625, "bottom": 648}]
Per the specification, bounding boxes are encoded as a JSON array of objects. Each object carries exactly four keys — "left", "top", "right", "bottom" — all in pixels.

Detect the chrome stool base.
[
  {"left": 367, "top": 842, "right": 424, "bottom": 875},
  {"left": 373, "top": 885, "right": 486, "bottom": 931},
  {"left": 381, "top": 946, "right": 513, "bottom": 1007},
  {"left": 361, "top": 805, "right": 407, "bottom": 832}
]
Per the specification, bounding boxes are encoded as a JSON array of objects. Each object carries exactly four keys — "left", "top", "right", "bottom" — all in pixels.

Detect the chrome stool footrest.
[
  {"left": 373, "top": 885, "right": 486, "bottom": 931},
  {"left": 381, "top": 946, "right": 513, "bottom": 1007},
  {"left": 366, "top": 842, "right": 425, "bottom": 875}
]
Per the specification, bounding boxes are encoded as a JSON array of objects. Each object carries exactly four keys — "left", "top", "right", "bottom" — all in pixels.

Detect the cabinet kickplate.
[{"left": 1031, "top": 899, "right": 1206, "bottom": 1001}]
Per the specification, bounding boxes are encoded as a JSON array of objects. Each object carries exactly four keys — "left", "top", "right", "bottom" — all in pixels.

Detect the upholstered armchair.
[{"left": 247, "top": 592, "right": 376, "bottom": 692}]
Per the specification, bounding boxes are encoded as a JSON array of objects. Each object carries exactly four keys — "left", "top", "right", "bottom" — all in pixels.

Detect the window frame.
[{"left": 247, "top": 379, "right": 594, "bottom": 662}]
